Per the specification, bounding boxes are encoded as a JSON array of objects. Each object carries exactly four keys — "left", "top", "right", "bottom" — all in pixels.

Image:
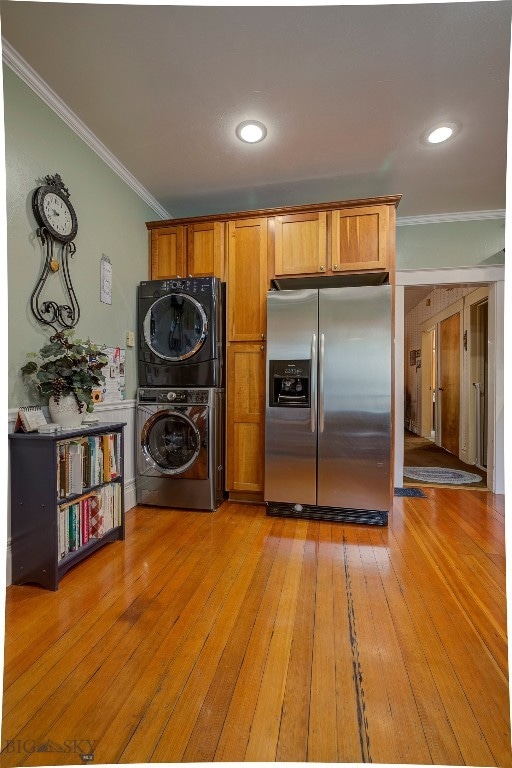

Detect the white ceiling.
[{"left": 1, "top": 1, "right": 510, "bottom": 221}]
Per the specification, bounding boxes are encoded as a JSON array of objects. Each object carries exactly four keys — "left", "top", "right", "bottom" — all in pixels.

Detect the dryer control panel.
[{"left": 139, "top": 277, "right": 218, "bottom": 297}]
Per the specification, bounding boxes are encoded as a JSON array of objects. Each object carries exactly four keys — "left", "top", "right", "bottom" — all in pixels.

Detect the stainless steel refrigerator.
[{"left": 264, "top": 285, "right": 392, "bottom": 525}]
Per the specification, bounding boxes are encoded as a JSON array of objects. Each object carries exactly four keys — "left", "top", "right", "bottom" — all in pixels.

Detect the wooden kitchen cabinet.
[
  {"left": 227, "top": 217, "right": 268, "bottom": 341},
  {"left": 187, "top": 221, "right": 225, "bottom": 278},
  {"left": 226, "top": 342, "right": 266, "bottom": 496},
  {"left": 273, "top": 211, "right": 327, "bottom": 275},
  {"left": 149, "top": 221, "right": 225, "bottom": 279},
  {"left": 331, "top": 205, "right": 391, "bottom": 272},
  {"left": 150, "top": 225, "right": 187, "bottom": 279}
]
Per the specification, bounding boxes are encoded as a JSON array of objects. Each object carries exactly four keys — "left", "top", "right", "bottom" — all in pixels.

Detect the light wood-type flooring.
[{"left": 1, "top": 489, "right": 510, "bottom": 766}]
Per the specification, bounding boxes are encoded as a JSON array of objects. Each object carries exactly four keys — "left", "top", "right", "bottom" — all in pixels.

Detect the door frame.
[
  {"left": 394, "top": 265, "right": 504, "bottom": 493},
  {"left": 420, "top": 327, "right": 435, "bottom": 439}
]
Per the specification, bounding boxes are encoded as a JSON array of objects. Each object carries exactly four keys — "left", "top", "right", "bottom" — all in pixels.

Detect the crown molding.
[
  {"left": 397, "top": 209, "right": 506, "bottom": 226},
  {"left": 2, "top": 39, "right": 171, "bottom": 220}
]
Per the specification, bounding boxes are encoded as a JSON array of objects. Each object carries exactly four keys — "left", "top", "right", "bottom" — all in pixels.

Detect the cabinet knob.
[
  {"left": 261, "top": 333, "right": 265, "bottom": 339},
  {"left": 319, "top": 265, "right": 325, "bottom": 272},
  {"left": 333, "top": 264, "right": 339, "bottom": 271},
  {"left": 260, "top": 345, "right": 265, "bottom": 351}
]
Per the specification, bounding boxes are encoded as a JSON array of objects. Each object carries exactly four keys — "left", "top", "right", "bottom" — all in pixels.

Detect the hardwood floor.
[
  {"left": 403, "top": 430, "right": 487, "bottom": 489},
  {"left": 1, "top": 489, "right": 510, "bottom": 766}
]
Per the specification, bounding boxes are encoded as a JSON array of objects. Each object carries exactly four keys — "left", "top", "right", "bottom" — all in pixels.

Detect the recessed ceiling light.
[
  {"left": 236, "top": 120, "right": 267, "bottom": 143},
  {"left": 426, "top": 123, "right": 458, "bottom": 144}
]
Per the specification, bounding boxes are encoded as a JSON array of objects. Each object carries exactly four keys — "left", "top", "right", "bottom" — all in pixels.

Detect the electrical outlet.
[{"left": 126, "top": 331, "right": 135, "bottom": 347}]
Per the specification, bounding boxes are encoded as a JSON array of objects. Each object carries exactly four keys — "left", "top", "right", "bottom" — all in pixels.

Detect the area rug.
[
  {"left": 394, "top": 487, "right": 427, "bottom": 498},
  {"left": 403, "top": 467, "right": 483, "bottom": 485}
]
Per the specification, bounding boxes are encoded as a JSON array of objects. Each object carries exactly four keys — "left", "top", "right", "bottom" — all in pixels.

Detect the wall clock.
[
  {"left": 32, "top": 175, "right": 78, "bottom": 244},
  {"left": 30, "top": 173, "right": 81, "bottom": 331}
]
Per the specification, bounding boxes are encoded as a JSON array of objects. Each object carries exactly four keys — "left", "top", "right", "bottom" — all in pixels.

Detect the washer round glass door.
[
  {"left": 142, "top": 411, "right": 201, "bottom": 475},
  {"left": 143, "top": 293, "right": 208, "bottom": 361}
]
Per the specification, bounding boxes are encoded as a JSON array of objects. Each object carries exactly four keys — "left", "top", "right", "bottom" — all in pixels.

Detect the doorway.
[
  {"left": 399, "top": 278, "right": 500, "bottom": 490},
  {"left": 395, "top": 266, "right": 504, "bottom": 494}
]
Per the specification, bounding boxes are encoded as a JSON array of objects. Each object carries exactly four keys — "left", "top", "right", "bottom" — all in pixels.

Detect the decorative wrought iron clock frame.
[{"left": 30, "top": 174, "right": 80, "bottom": 332}]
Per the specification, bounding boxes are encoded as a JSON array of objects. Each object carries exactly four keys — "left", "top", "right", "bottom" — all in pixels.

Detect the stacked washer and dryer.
[{"left": 136, "top": 277, "right": 226, "bottom": 511}]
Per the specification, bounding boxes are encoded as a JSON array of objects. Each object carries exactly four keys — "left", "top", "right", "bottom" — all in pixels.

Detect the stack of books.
[
  {"left": 58, "top": 483, "right": 123, "bottom": 560},
  {"left": 57, "top": 433, "right": 121, "bottom": 499}
]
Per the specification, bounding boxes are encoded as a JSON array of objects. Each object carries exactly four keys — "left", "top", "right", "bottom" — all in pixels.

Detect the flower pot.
[{"left": 48, "top": 394, "right": 84, "bottom": 429}]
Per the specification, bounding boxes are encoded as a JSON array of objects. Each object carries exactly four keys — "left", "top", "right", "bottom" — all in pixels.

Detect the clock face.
[{"left": 33, "top": 185, "right": 78, "bottom": 243}]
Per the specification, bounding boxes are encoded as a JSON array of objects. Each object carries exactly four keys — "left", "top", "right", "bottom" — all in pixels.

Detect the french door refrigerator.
[{"left": 264, "top": 285, "right": 392, "bottom": 525}]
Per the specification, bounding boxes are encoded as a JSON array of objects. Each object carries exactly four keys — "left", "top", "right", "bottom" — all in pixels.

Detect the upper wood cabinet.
[
  {"left": 149, "top": 221, "right": 225, "bottom": 279},
  {"left": 274, "top": 211, "right": 327, "bottom": 275},
  {"left": 147, "top": 195, "right": 400, "bottom": 281},
  {"left": 187, "top": 221, "right": 225, "bottom": 278},
  {"left": 150, "top": 225, "right": 186, "bottom": 279},
  {"left": 227, "top": 217, "right": 268, "bottom": 341},
  {"left": 331, "top": 205, "right": 391, "bottom": 272}
]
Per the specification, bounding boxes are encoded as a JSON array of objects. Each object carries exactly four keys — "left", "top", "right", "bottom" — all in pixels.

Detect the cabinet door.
[
  {"left": 226, "top": 342, "right": 266, "bottom": 493},
  {"left": 150, "top": 226, "right": 186, "bottom": 279},
  {"left": 331, "top": 206, "right": 390, "bottom": 271},
  {"left": 274, "top": 211, "right": 327, "bottom": 275},
  {"left": 227, "top": 217, "right": 268, "bottom": 341},
  {"left": 187, "top": 221, "right": 225, "bottom": 278}
]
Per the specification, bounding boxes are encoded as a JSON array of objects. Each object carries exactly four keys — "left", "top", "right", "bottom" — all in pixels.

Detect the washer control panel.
[{"left": 138, "top": 387, "right": 211, "bottom": 405}]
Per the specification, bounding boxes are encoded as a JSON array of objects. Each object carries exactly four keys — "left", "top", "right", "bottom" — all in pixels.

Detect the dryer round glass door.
[
  {"left": 141, "top": 411, "right": 202, "bottom": 475},
  {"left": 143, "top": 293, "right": 208, "bottom": 361}
]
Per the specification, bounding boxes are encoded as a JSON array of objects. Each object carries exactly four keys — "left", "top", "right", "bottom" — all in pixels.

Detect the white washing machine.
[{"left": 136, "top": 387, "right": 225, "bottom": 511}]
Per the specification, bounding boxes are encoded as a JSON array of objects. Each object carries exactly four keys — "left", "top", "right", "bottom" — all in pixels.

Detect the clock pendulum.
[{"left": 30, "top": 173, "right": 80, "bottom": 331}]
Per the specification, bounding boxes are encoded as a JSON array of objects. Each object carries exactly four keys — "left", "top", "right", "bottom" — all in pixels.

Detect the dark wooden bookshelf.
[{"left": 9, "top": 421, "right": 126, "bottom": 590}]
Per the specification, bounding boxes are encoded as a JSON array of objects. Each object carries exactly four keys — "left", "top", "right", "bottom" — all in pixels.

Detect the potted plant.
[{"left": 21, "top": 330, "right": 109, "bottom": 428}]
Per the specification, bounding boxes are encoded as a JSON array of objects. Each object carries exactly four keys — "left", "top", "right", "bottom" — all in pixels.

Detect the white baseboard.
[{"left": 124, "top": 478, "right": 137, "bottom": 513}]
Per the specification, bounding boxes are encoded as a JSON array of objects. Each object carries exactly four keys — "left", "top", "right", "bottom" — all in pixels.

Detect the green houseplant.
[{"left": 21, "top": 331, "right": 109, "bottom": 423}]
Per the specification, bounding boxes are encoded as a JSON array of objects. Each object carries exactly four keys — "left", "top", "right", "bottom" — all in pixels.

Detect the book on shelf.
[
  {"left": 89, "top": 492, "right": 104, "bottom": 538},
  {"left": 68, "top": 442, "right": 84, "bottom": 495},
  {"left": 102, "top": 434, "right": 111, "bottom": 482}
]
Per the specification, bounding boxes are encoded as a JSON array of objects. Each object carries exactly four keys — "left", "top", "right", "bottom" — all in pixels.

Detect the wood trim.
[
  {"left": 146, "top": 195, "right": 402, "bottom": 229},
  {"left": 227, "top": 491, "right": 265, "bottom": 503}
]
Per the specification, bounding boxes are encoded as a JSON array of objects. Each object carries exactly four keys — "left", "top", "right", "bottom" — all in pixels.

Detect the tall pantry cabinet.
[{"left": 226, "top": 218, "right": 268, "bottom": 496}]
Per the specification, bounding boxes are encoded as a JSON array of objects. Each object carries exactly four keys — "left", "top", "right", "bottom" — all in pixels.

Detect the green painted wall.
[
  {"left": 396, "top": 218, "right": 505, "bottom": 270},
  {"left": 3, "top": 65, "right": 158, "bottom": 408}
]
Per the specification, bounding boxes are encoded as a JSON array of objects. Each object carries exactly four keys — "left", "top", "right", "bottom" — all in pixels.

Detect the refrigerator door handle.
[
  {"left": 311, "top": 333, "right": 317, "bottom": 432},
  {"left": 319, "top": 333, "right": 325, "bottom": 433}
]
